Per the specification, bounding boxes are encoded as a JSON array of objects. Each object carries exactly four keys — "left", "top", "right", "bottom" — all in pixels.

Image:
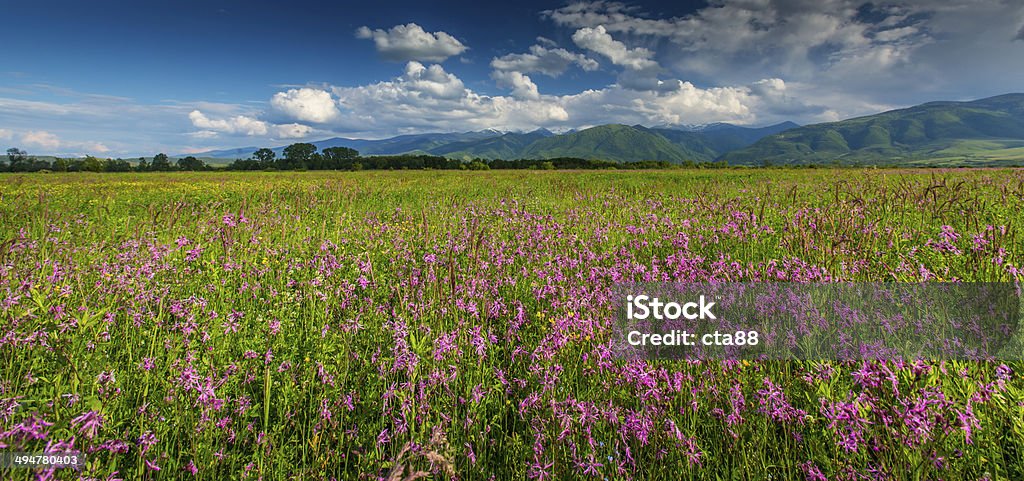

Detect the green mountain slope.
[
  {"left": 721, "top": 94, "right": 1024, "bottom": 165},
  {"left": 185, "top": 123, "right": 792, "bottom": 163},
  {"left": 429, "top": 129, "right": 554, "bottom": 160},
  {"left": 519, "top": 124, "right": 694, "bottom": 162},
  {"left": 648, "top": 122, "right": 800, "bottom": 162}
]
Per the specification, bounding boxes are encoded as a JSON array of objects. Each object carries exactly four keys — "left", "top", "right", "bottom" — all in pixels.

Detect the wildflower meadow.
[{"left": 1, "top": 169, "right": 1023, "bottom": 480}]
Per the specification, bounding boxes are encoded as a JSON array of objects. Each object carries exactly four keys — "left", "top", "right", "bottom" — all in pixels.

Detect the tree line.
[
  {"left": 2, "top": 149, "right": 209, "bottom": 173},
  {"left": 2, "top": 144, "right": 731, "bottom": 173},
  {"left": 225, "top": 145, "right": 708, "bottom": 170}
]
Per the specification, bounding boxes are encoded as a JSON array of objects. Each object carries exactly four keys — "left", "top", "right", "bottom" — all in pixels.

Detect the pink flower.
[{"left": 70, "top": 410, "right": 103, "bottom": 439}]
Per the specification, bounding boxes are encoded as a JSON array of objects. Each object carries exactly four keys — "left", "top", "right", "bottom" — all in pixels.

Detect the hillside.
[
  {"left": 721, "top": 94, "right": 1024, "bottom": 165},
  {"left": 432, "top": 129, "right": 554, "bottom": 160},
  {"left": 519, "top": 124, "right": 694, "bottom": 162},
  {"left": 187, "top": 130, "right": 502, "bottom": 159},
  {"left": 185, "top": 123, "right": 793, "bottom": 163},
  {"left": 647, "top": 122, "right": 800, "bottom": 162}
]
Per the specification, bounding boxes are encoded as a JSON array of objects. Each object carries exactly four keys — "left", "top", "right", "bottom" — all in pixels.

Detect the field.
[{"left": 2, "top": 169, "right": 1023, "bottom": 480}]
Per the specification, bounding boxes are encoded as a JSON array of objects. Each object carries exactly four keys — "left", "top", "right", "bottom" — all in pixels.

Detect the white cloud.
[
  {"left": 355, "top": 23, "right": 467, "bottom": 62},
  {"left": 546, "top": 2, "right": 906, "bottom": 80},
  {"left": 316, "top": 61, "right": 816, "bottom": 134},
  {"left": 491, "top": 44, "right": 598, "bottom": 77},
  {"left": 20, "top": 130, "right": 110, "bottom": 154},
  {"left": 329, "top": 62, "right": 569, "bottom": 133},
  {"left": 327, "top": 62, "right": 569, "bottom": 132},
  {"left": 187, "top": 130, "right": 220, "bottom": 139},
  {"left": 545, "top": 1, "right": 1023, "bottom": 81},
  {"left": 274, "top": 123, "right": 314, "bottom": 139},
  {"left": 558, "top": 81, "right": 756, "bottom": 127},
  {"left": 571, "top": 25, "right": 658, "bottom": 71},
  {"left": 544, "top": 0, "right": 1024, "bottom": 111},
  {"left": 22, "top": 130, "right": 61, "bottom": 150},
  {"left": 188, "top": 110, "right": 313, "bottom": 139},
  {"left": 270, "top": 88, "right": 340, "bottom": 123},
  {"left": 189, "top": 110, "right": 269, "bottom": 136},
  {"left": 0, "top": 84, "right": 253, "bottom": 156},
  {"left": 0, "top": 128, "right": 11, "bottom": 140},
  {"left": 491, "top": 71, "right": 540, "bottom": 100},
  {"left": 401, "top": 61, "right": 467, "bottom": 99},
  {"left": 535, "top": 36, "right": 558, "bottom": 47},
  {"left": 79, "top": 141, "right": 111, "bottom": 154}
]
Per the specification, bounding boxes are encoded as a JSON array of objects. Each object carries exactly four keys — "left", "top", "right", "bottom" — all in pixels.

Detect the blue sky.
[{"left": 2, "top": 0, "right": 1024, "bottom": 157}]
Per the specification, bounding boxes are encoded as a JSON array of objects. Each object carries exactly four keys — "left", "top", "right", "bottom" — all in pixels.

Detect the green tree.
[
  {"left": 136, "top": 157, "right": 149, "bottom": 172},
  {"left": 6, "top": 148, "right": 27, "bottom": 172},
  {"left": 82, "top": 155, "right": 107, "bottom": 172},
  {"left": 176, "top": 156, "right": 206, "bottom": 171},
  {"left": 466, "top": 160, "right": 490, "bottom": 170},
  {"left": 321, "top": 147, "right": 359, "bottom": 169},
  {"left": 151, "top": 153, "right": 172, "bottom": 171},
  {"left": 282, "top": 143, "right": 316, "bottom": 170},
  {"left": 252, "top": 148, "right": 276, "bottom": 168},
  {"left": 108, "top": 158, "right": 132, "bottom": 172}
]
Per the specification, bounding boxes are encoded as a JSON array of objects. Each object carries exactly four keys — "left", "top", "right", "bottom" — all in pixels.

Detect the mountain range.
[
  {"left": 187, "top": 122, "right": 799, "bottom": 163},
  {"left": 185, "top": 93, "right": 1024, "bottom": 166},
  {"left": 722, "top": 93, "right": 1024, "bottom": 165}
]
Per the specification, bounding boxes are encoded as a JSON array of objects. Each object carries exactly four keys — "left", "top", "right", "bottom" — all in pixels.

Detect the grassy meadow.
[{"left": 1, "top": 169, "right": 1023, "bottom": 480}]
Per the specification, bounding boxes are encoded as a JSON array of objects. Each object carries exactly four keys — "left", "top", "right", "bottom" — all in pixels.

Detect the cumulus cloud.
[
  {"left": 189, "top": 110, "right": 269, "bottom": 136},
  {"left": 356, "top": 23, "right": 467, "bottom": 62},
  {"left": 746, "top": 78, "right": 825, "bottom": 117},
  {"left": 313, "top": 61, "right": 825, "bottom": 134},
  {"left": 560, "top": 82, "right": 754, "bottom": 127},
  {"left": 401, "top": 61, "right": 467, "bottom": 99},
  {"left": 0, "top": 128, "right": 11, "bottom": 140},
  {"left": 535, "top": 36, "right": 558, "bottom": 47},
  {"left": 270, "top": 88, "right": 340, "bottom": 123},
  {"left": 22, "top": 130, "right": 61, "bottom": 150},
  {"left": 20, "top": 130, "right": 109, "bottom": 154},
  {"left": 329, "top": 61, "right": 568, "bottom": 133},
  {"left": 188, "top": 110, "right": 312, "bottom": 139},
  {"left": 546, "top": 0, "right": 1024, "bottom": 109},
  {"left": 491, "top": 44, "right": 598, "bottom": 77},
  {"left": 571, "top": 25, "right": 658, "bottom": 71},
  {"left": 274, "top": 123, "right": 316, "bottom": 139},
  {"left": 551, "top": 1, "right": 910, "bottom": 79},
  {"left": 80, "top": 141, "right": 111, "bottom": 153},
  {"left": 491, "top": 71, "right": 541, "bottom": 100},
  {"left": 0, "top": 84, "right": 253, "bottom": 156}
]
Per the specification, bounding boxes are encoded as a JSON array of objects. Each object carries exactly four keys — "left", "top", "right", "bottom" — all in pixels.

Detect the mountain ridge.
[
  {"left": 721, "top": 93, "right": 1024, "bottom": 165},
  {"left": 181, "top": 94, "right": 1024, "bottom": 166},
  {"left": 182, "top": 121, "right": 798, "bottom": 162}
]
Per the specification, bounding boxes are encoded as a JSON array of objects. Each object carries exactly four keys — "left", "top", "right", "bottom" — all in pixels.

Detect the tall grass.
[{"left": 1, "top": 169, "right": 1022, "bottom": 480}]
